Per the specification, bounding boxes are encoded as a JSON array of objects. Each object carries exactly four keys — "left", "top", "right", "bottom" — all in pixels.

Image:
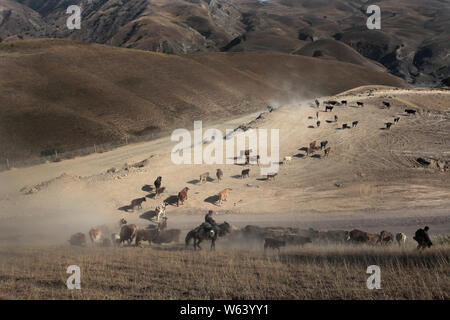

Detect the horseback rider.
[
  {"left": 203, "top": 210, "right": 219, "bottom": 237},
  {"left": 413, "top": 226, "right": 433, "bottom": 250}
]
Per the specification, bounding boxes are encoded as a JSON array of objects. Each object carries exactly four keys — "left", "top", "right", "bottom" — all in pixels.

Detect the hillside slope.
[{"left": 0, "top": 39, "right": 407, "bottom": 163}]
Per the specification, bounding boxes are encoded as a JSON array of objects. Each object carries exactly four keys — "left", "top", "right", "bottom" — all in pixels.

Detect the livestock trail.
[{"left": 0, "top": 86, "right": 449, "bottom": 246}]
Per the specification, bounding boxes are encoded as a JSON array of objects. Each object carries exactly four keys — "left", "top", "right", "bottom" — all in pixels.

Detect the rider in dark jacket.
[
  {"left": 413, "top": 226, "right": 433, "bottom": 249},
  {"left": 204, "top": 210, "right": 219, "bottom": 236}
]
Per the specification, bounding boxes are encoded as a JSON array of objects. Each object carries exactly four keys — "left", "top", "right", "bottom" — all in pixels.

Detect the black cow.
[
  {"left": 352, "top": 121, "right": 359, "bottom": 128},
  {"left": 383, "top": 101, "right": 391, "bottom": 108},
  {"left": 325, "top": 106, "right": 334, "bottom": 112},
  {"left": 341, "top": 100, "right": 347, "bottom": 106},
  {"left": 386, "top": 122, "right": 393, "bottom": 129},
  {"left": 320, "top": 141, "right": 328, "bottom": 149},
  {"left": 405, "top": 109, "right": 417, "bottom": 115},
  {"left": 357, "top": 101, "right": 364, "bottom": 107},
  {"left": 154, "top": 176, "right": 162, "bottom": 190},
  {"left": 394, "top": 117, "right": 400, "bottom": 123},
  {"left": 241, "top": 168, "right": 250, "bottom": 178}
]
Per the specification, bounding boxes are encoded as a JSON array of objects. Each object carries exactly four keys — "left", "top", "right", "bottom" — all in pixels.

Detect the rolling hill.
[{"left": 0, "top": 39, "right": 407, "bottom": 164}]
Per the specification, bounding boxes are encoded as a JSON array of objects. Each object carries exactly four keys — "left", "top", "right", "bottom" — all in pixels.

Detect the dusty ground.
[{"left": 0, "top": 86, "right": 449, "bottom": 246}]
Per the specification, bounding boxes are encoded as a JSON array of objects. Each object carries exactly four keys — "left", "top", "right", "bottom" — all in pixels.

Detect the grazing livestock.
[
  {"left": 341, "top": 100, "right": 347, "bottom": 106},
  {"left": 130, "top": 197, "right": 146, "bottom": 210},
  {"left": 324, "top": 147, "right": 331, "bottom": 157},
  {"left": 334, "top": 115, "right": 338, "bottom": 122},
  {"left": 177, "top": 187, "right": 189, "bottom": 207},
  {"left": 385, "top": 122, "right": 393, "bottom": 130},
  {"left": 199, "top": 172, "right": 210, "bottom": 183},
  {"left": 135, "top": 228, "right": 160, "bottom": 247},
  {"left": 256, "top": 155, "right": 260, "bottom": 166},
  {"left": 405, "top": 109, "right": 417, "bottom": 115},
  {"left": 352, "top": 121, "right": 359, "bottom": 128},
  {"left": 309, "top": 141, "right": 317, "bottom": 149},
  {"left": 320, "top": 141, "right": 328, "bottom": 150},
  {"left": 328, "top": 101, "right": 338, "bottom": 105},
  {"left": 317, "top": 120, "right": 321, "bottom": 128},
  {"left": 394, "top": 117, "right": 400, "bottom": 123},
  {"left": 316, "top": 111, "right": 319, "bottom": 119},
  {"left": 155, "top": 186, "right": 166, "bottom": 198},
  {"left": 89, "top": 228, "right": 102, "bottom": 244},
  {"left": 315, "top": 99, "right": 320, "bottom": 107},
  {"left": 69, "top": 233, "right": 87, "bottom": 247},
  {"left": 264, "top": 238, "right": 285, "bottom": 252},
  {"left": 379, "top": 230, "right": 394, "bottom": 245},
  {"left": 283, "top": 156, "right": 292, "bottom": 164},
  {"left": 216, "top": 169, "right": 223, "bottom": 181},
  {"left": 218, "top": 188, "right": 232, "bottom": 205},
  {"left": 241, "top": 168, "right": 250, "bottom": 178},
  {"left": 325, "top": 105, "right": 334, "bottom": 112},
  {"left": 348, "top": 229, "right": 380, "bottom": 245},
  {"left": 396, "top": 232, "right": 407, "bottom": 246},
  {"left": 342, "top": 123, "right": 349, "bottom": 129},
  {"left": 383, "top": 101, "right": 391, "bottom": 108},
  {"left": 154, "top": 176, "right": 162, "bottom": 190},
  {"left": 120, "top": 224, "right": 137, "bottom": 245},
  {"left": 357, "top": 101, "right": 364, "bottom": 107},
  {"left": 266, "top": 173, "right": 277, "bottom": 180}
]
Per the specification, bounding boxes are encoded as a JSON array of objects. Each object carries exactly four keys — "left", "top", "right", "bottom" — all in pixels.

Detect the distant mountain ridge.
[{"left": 1, "top": 0, "right": 449, "bottom": 85}]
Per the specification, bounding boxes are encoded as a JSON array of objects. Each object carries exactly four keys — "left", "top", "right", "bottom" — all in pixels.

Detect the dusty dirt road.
[{"left": 0, "top": 86, "right": 449, "bottom": 245}]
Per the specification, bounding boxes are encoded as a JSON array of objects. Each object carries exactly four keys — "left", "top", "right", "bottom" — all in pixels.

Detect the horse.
[{"left": 185, "top": 222, "right": 232, "bottom": 251}]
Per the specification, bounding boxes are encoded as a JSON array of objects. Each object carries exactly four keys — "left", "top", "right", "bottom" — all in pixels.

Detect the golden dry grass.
[{"left": 0, "top": 243, "right": 448, "bottom": 300}]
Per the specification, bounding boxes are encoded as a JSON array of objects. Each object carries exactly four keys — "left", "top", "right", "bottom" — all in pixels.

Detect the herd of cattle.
[
  {"left": 68, "top": 96, "right": 420, "bottom": 252},
  {"left": 239, "top": 225, "right": 408, "bottom": 252},
  {"left": 69, "top": 218, "right": 410, "bottom": 253}
]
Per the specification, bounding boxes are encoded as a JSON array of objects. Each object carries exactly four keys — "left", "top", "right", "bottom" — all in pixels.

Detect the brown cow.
[
  {"left": 379, "top": 230, "right": 394, "bottom": 245},
  {"left": 177, "top": 187, "right": 189, "bottom": 207},
  {"left": 218, "top": 188, "right": 232, "bottom": 205},
  {"left": 309, "top": 141, "right": 317, "bottom": 149},
  {"left": 135, "top": 228, "right": 160, "bottom": 247},
  {"left": 348, "top": 229, "right": 380, "bottom": 245},
  {"left": 324, "top": 147, "right": 331, "bottom": 157},
  {"left": 317, "top": 120, "right": 321, "bottom": 128}
]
